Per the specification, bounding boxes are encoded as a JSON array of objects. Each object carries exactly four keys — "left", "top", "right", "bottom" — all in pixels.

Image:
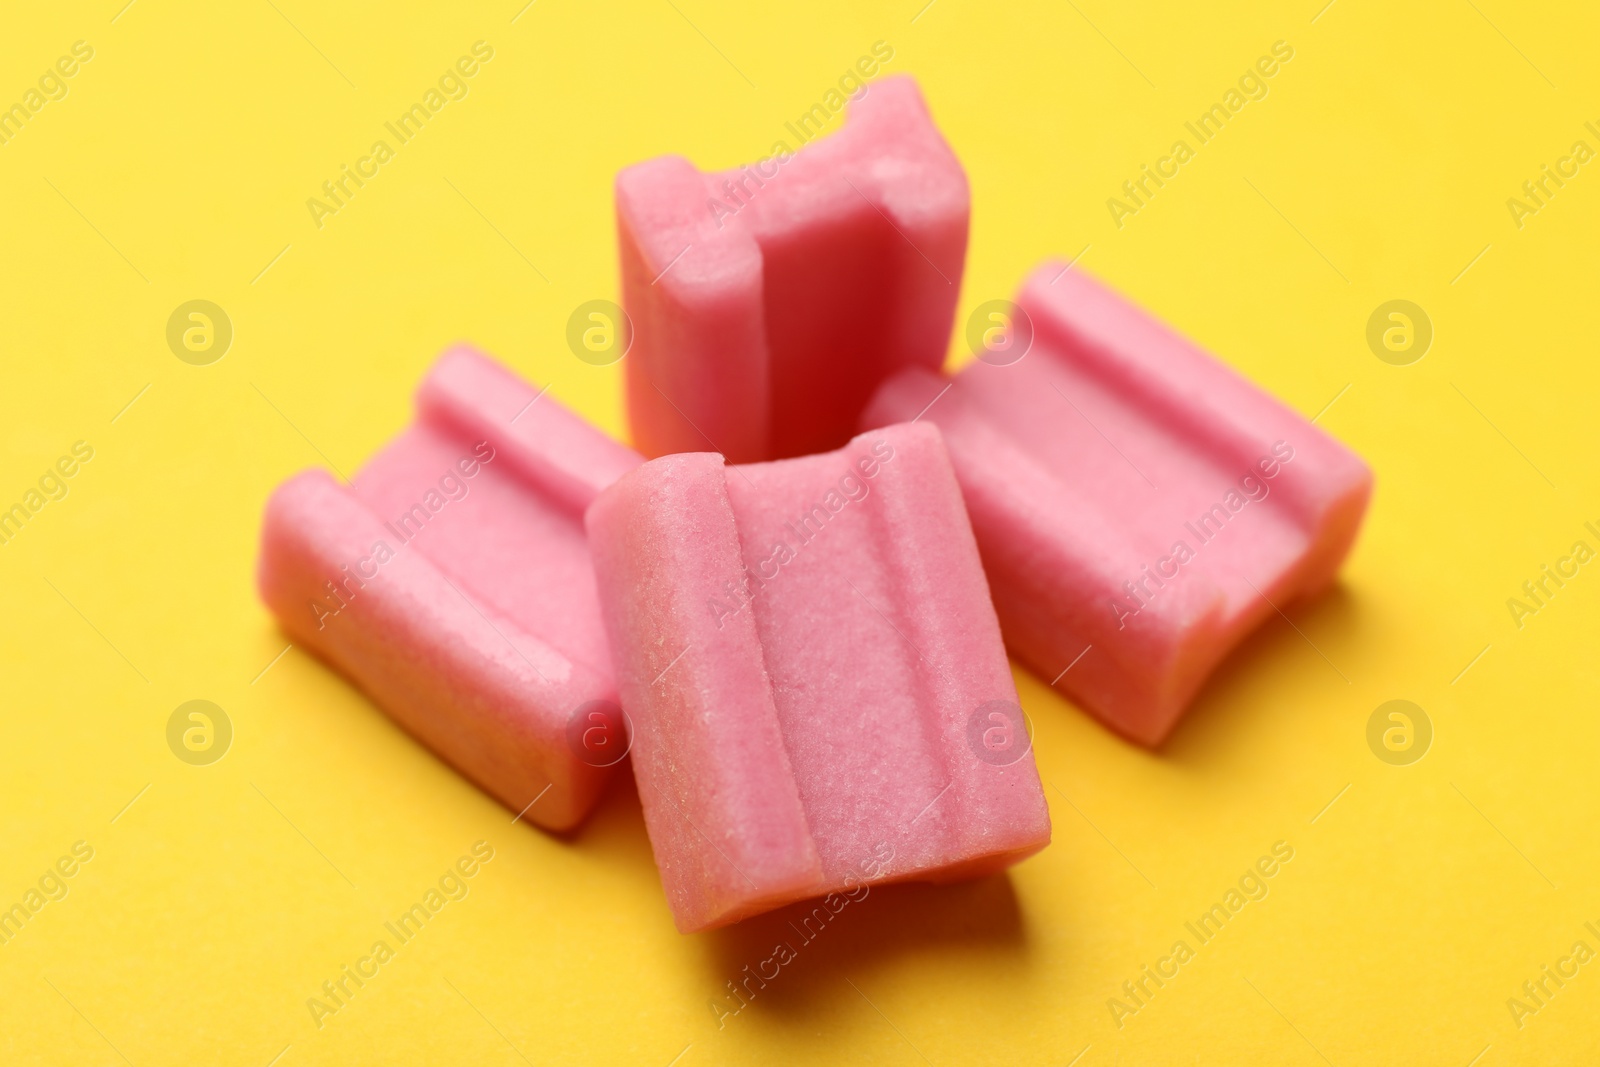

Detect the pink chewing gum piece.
[
  {"left": 615, "top": 74, "right": 968, "bottom": 463},
  {"left": 862, "top": 264, "right": 1373, "bottom": 747},
  {"left": 257, "top": 346, "right": 643, "bottom": 830},
  {"left": 586, "top": 422, "right": 1051, "bottom": 933}
]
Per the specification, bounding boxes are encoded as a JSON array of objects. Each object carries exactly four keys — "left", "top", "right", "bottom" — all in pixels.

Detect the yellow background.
[{"left": 3, "top": 0, "right": 1597, "bottom": 1063}]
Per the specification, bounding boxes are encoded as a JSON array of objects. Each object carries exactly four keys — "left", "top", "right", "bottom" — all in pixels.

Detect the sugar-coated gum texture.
[{"left": 587, "top": 422, "right": 1050, "bottom": 932}]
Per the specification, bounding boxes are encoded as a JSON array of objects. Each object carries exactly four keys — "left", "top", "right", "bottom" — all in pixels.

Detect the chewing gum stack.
[
  {"left": 863, "top": 263, "right": 1372, "bottom": 744},
  {"left": 258, "top": 348, "right": 642, "bottom": 830},
  {"left": 255, "top": 72, "right": 1374, "bottom": 937}
]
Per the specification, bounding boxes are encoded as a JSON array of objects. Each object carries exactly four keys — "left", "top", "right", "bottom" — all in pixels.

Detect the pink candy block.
[
  {"left": 615, "top": 74, "right": 968, "bottom": 463},
  {"left": 863, "top": 265, "right": 1373, "bottom": 746},
  {"left": 257, "top": 347, "right": 643, "bottom": 830},
  {"left": 586, "top": 422, "right": 1051, "bottom": 932}
]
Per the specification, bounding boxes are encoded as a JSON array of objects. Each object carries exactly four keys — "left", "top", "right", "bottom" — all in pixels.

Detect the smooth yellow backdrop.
[{"left": 3, "top": 1, "right": 1597, "bottom": 1064}]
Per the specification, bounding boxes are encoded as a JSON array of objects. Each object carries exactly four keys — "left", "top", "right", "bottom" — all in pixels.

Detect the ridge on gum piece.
[
  {"left": 585, "top": 421, "right": 1051, "bottom": 933},
  {"left": 615, "top": 74, "right": 968, "bottom": 463},
  {"left": 257, "top": 346, "right": 642, "bottom": 831},
  {"left": 862, "top": 264, "right": 1374, "bottom": 746}
]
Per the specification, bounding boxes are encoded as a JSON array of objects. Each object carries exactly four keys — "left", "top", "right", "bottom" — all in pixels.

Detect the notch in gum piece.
[
  {"left": 585, "top": 422, "right": 1051, "bottom": 933},
  {"left": 614, "top": 74, "right": 968, "bottom": 463},
  {"left": 862, "top": 264, "right": 1373, "bottom": 746},
  {"left": 257, "top": 347, "right": 643, "bottom": 830}
]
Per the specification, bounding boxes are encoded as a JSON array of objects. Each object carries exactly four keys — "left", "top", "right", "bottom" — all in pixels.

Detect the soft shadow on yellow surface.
[
  {"left": 700, "top": 874, "right": 1026, "bottom": 1003},
  {"left": 288, "top": 614, "right": 1039, "bottom": 1039},
  {"left": 1161, "top": 583, "right": 1365, "bottom": 758}
]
